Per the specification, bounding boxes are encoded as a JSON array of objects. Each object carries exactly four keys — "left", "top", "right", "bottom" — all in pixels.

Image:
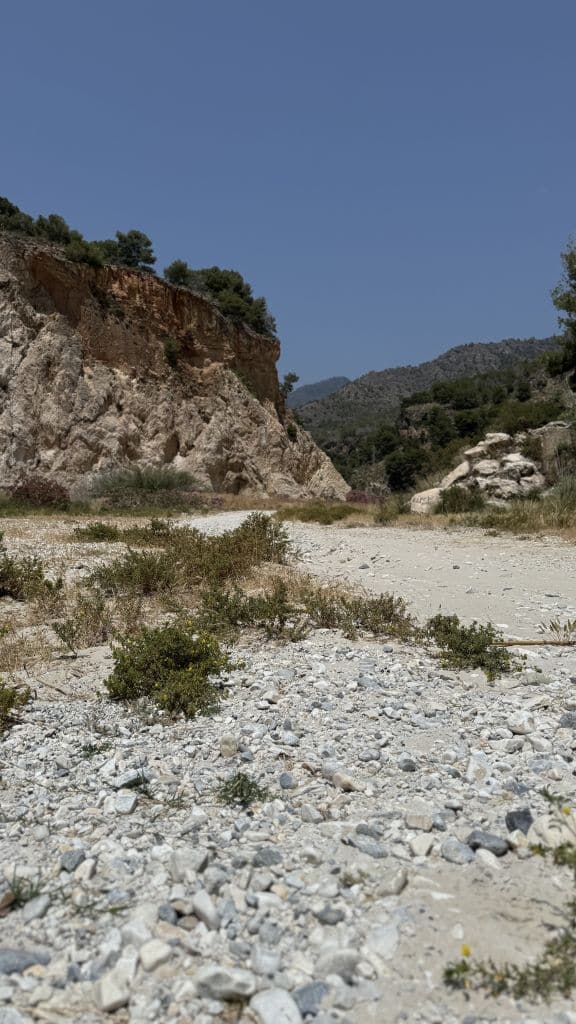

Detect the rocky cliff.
[{"left": 0, "top": 236, "right": 347, "bottom": 498}]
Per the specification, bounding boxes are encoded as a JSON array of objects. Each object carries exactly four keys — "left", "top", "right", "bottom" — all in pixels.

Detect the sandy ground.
[{"left": 180, "top": 512, "right": 576, "bottom": 640}]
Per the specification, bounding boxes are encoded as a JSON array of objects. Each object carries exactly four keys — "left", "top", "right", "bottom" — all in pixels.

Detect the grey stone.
[
  {"left": 21, "top": 894, "right": 50, "bottom": 923},
  {"left": 279, "top": 771, "right": 297, "bottom": 789},
  {"left": 0, "top": 948, "right": 50, "bottom": 974},
  {"left": 60, "top": 848, "right": 86, "bottom": 872},
  {"left": 505, "top": 807, "right": 534, "bottom": 835},
  {"left": 194, "top": 964, "right": 256, "bottom": 1000},
  {"left": 139, "top": 939, "right": 172, "bottom": 971},
  {"left": 441, "top": 838, "right": 475, "bottom": 865},
  {"left": 560, "top": 712, "right": 576, "bottom": 729},
  {"left": 315, "top": 904, "right": 345, "bottom": 925},
  {"left": 294, "top": 981, "right": 330, "bottom": 1017},
  {"left": 115, "top": 790, "right": 138, "bottom": 814},
  {"left": 398, "top": 755, "right": 417, "bottom": 772},
  {"left": 466, "top": 830, "right": 509, "bottom": 857},
  {"left": 316, "top": 948, "right": 361, "bottom": 983},
  {"left": 250, "top": 988, "right": 303, "bottom": 1024},
  {"left": 347, "top": 835, "right": 387, "bottom": 859},
  {"left": 192, "top": 890, "right": 220, "bottom": 930},
  {"left": 253, "top": 847, "right": 283, "bottom": 868}
]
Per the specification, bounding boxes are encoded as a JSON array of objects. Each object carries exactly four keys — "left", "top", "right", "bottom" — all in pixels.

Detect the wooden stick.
[{"left": 498, "top": 638, "right": 576, "bottom": 648}]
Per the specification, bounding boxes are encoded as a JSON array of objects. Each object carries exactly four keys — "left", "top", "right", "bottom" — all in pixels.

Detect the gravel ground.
[{"left": 1, "top": 513, "right": 576, "bottom": 1024}]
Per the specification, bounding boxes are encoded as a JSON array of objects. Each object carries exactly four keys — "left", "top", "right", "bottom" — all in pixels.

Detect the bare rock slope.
[{"left": 0, "top": 236, "right": 347, "bottom": 498}]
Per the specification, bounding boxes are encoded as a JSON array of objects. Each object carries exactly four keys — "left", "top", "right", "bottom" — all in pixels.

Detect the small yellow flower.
[
  {"left": 461, "top": 944, "right": 471, "bottom": 958},
  {"left": 562, "top": 806, "right": 572, "bottom": 816}
]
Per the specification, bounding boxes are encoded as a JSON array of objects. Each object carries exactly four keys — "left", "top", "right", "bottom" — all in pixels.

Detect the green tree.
[
  {"left": 549, "top": 240, "right": 576, "bottom": 377},
  {"left": 0, "top": 197, "right": 36, "bottom": 235},
  {"left": 35, "top": 213, "right": 72, "bottom": 244},
  {"left": 385, "top": 445, "right": 429, "bottom": 491},
  {"left": 64, "top": 233, "right": 105, "bottom": 267},
  {"left": 115, "top": 230, "right": 156, "bottom": 271},
  {"left": 164, "top": 259, "right": 193, "bottom": 287},
  {"left": 280, "top": 372, "right": 299, "bottom": 398}
]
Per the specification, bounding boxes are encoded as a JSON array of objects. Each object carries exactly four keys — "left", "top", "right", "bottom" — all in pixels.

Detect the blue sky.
[{"left": 2, "top": 0, "right": 575, "bottom": 384}]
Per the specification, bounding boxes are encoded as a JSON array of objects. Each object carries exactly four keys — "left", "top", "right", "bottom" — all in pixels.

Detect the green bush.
[
  {"left": 199, "top": 581, "right": 297, "bottom": 639},
  {"left": 425, "top": 614, "right": 514, "bottom": 680},
  {"left": 495, "top": 397, "right": 565, "bottom": 433},
  {"left": 0, "top": 679, "right": 31, "bottom": 734},
  {"left": 91, "top": 466, "right": 195, "bottom": 495},
  {"left": 0, "top": 534, "right": 54, "bottom": 602},
  {"left": 90, "top": 549, "right": 175, "bottom": 596},
  {"left": 105, "top": 622, "right": 232, "bottom": 718},
  {"left": 164, "top": 337, "right": 181, "bottom": 368},
  {"left": 436, "top": 487, "right": 485, "bottom": 514},
  {"left": 385, "top": 445, "right": 430, "bottom": 491},
  {"left": 286, "top": 422, "right": 298, "bottom": 442},
  {"left": 276, "top": 503, "right": 357, "bottom": 525},
  {"left": 74, "top": 523, "right": 121, "bottom": 542},
  {"left": 218, "top": 772, "right": 268, "bottom": 807}
]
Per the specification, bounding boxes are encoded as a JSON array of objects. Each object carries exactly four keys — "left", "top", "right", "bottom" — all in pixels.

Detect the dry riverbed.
[{"left": 1, "top": 512, "right": 576, "bottom": 1024}]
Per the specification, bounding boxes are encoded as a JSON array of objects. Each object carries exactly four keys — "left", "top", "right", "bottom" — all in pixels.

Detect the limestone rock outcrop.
[
  {"left": 410, "top": 424, "right": 572, "bottom": 513},
  {"left": 0, "top": 236, "right": 348, "bottom": 499}
]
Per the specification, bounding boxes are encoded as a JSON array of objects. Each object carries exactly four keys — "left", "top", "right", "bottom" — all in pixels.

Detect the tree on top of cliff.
[
  {"left": 0, "top": 197, "right": 36, "bottom": 235},
  {"left": 114, "top": 230, "right": 156, "bottom": 271},
  {"left": 163, "top": 260, "right": 277, "bottom": 337}
]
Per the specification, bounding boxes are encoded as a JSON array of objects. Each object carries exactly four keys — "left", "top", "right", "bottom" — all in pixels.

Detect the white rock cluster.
[{"left": 410, "top": 422, "right": 571, "bottom": 514}]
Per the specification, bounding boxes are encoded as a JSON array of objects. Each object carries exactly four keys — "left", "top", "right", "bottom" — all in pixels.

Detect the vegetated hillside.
[
  {"left": 0, "top": 231, "right": 348, "bottom": 499},
  {"left": 287, "top": 375, "right": 350, "bottom": 409},
  {"left": 325, "top": 354, "right": 575, "bottom": 493},
  {"left": 299, "top": 337, "right": 561, "bottom": 441}
]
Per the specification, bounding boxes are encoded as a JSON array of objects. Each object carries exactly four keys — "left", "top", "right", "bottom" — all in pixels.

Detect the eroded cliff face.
[{"left": 0, "top": 236, "right": 348, "bottom": 498}]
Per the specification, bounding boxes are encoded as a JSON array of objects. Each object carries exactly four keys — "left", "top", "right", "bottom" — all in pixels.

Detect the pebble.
[
  {"left": 441, "top": 838, "right": 475, "bottom": 865},
  {"left": 194, "top": 964, "right": 256, "bottom": 1000},
  {"left": 139, "top": 939, "right": 172, "bottom": 971},
  {"left": 507, "top": 710, "right": 535, "bottom": 735},
  {"left": 250, "top": 988, "right": 303, "bottom": 1024},
  {"left": 0, "top": 949, "right": 50, "bottom": 974},
  {"left": 466, "top": 829, "right": 509, "bottom": 857}
]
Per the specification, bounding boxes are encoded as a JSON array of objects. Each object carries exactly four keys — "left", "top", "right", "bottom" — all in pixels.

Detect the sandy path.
[{"left": 289, "top": 523, "right": 576, "bottom": 638}]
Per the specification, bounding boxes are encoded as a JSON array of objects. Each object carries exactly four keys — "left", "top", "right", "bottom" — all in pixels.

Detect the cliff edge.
[{"left": 0, "top": 236, "right": 348, "bottom": 499}]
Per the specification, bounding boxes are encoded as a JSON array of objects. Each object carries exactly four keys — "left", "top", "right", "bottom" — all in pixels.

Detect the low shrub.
[
  {"left": 276, "top": 504, "right": 357, "bottom": 525},
  {"left": 199, "top": 581, "right": 300, "bottom": 639},
  {"left": 90, "top": 549, "right": 175, "bottom": 596},
  {"left": 218, "top": 772, "right": 268, "bottom": 807},
  {"left": 374, "top": 495, "right": 406, "bottom": 524},
  {"left": 436, "top": 487, "right": 485, "bottom": 514},
  {"left": 0, "top": 679, "right": 31, "bottom": 734},
  {"left": 105, "top": 621, "right": 232, "bottom": 718},
  {"left": 0, "top": 534, "right": 55, "bottom": 602},
  {"left": 10, "top": 476, "right": 70, "bottom": 509},
  {"left": 301, "top": 583, "right": 413, "bottom": 639},
  {"left": 286, "top": 422, "right": 298, "bottom": 442},
  {"left": 164, "top": 337, "right": 181, "bottom": 368},
  {"left": 90, "top": 466, "right": 196, "bottom": 496},
  {"left": 52, "top": 590, "right": 114, "bottom": 652},
  {"left": 345, "top": 490, "right": 378, "bottom": 505},
  {"left": 463, "top": 478, "right": 576, "bottom": 535},
  {"left": 74, "top": 523, "right": 121, "bottom": 542},
  {"left": 425, "top": 613, "right": 514, "bottom": 680}
]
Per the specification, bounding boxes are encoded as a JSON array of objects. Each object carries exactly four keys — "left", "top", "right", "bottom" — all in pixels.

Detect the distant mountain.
[
  {"left": 298, "top": 337, "right": 561, "bottom": 440},
  {"left": 287, "top": 376, "right": 350, "bottom": 408}
]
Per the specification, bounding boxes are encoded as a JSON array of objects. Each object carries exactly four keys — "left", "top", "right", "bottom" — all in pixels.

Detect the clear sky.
[{"left": 2, "top": 0, "right": 575, "bottom": 384}]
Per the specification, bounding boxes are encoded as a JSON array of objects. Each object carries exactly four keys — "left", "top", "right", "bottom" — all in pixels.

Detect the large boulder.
[{"left": 410, "top": 487, "right": 442, "bottom": 514}]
